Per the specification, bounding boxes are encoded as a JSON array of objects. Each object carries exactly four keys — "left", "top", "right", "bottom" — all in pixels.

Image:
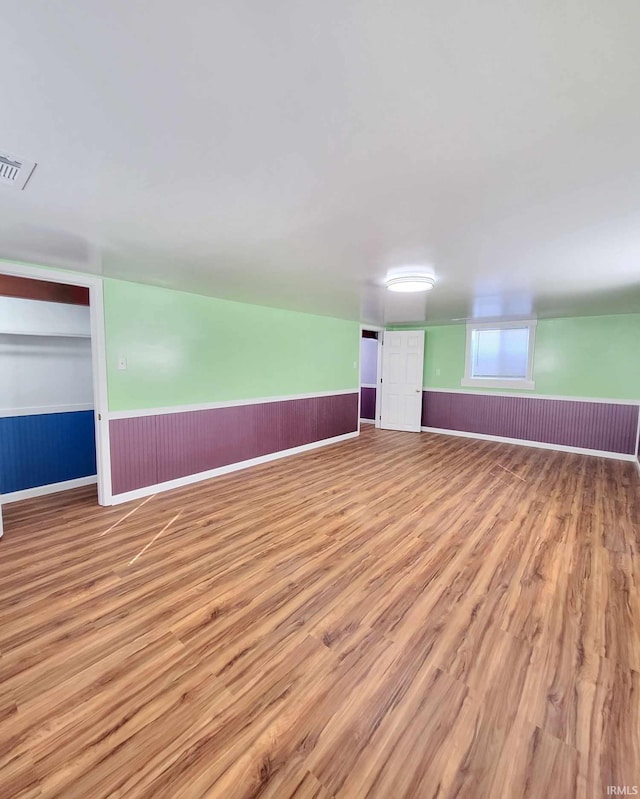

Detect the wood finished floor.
[{"left": 1, "top": 426, "right": 639, "bottom": 798}]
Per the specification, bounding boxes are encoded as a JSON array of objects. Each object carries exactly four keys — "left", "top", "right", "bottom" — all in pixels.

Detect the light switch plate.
[{"left": 117, "top": 357, "right": 127, "bottom": 371}]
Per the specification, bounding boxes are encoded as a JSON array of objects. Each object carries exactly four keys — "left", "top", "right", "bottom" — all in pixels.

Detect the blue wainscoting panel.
[{"left": 0, "top": 411, "right": 96, "bottom": 494}]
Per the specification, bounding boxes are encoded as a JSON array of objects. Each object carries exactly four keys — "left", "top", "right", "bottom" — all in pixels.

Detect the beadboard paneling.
[
  {"left": 422, "top": 391, "right": 638, "bottom": 454},
  {"left": 0, "top": 411, "right": 96, "bottom": 493},
  {"left": 109, "top": 415, "right": 158, "bottom": 495},
  {"left": 110, "top": 393, "right": 359, "bottom": 495},
  {"left": 360, "top": 387, "right": 376, "bottom": 420}
]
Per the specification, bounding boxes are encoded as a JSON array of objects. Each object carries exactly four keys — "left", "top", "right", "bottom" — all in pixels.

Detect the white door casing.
[
  {"left": 380, "top": 330, "right": 425, "bottom": 432},
  {"left": 0, "top": 262, "right": 112, "bottom": 507}
]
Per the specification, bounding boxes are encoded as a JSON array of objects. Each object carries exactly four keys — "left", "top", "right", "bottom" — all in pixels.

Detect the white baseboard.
[
  {"left": 420, "top": 426, "right": 637, "bottom": 462},
  {"left": 1, "top": 475, "right": 98, "bottom": 504},
  {"left": 110, "top": 431, "right": 359, "bottom": 505},
  {"left": 359, "top": 418, "right": 375, "bottom": 425}
]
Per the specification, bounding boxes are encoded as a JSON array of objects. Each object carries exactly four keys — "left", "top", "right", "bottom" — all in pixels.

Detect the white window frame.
[{"left": 462, "top": 319, "right": 537, "bottom": 390}]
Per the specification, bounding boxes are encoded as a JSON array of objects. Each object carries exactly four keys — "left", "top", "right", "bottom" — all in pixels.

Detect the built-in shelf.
[{"left": 0, "top": 330, "right": 91, "bottom": 338}]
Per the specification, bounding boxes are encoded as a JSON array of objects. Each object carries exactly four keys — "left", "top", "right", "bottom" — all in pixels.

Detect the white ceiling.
[{"left": 1, "top": 1, "right": 640, "bottom": 324}]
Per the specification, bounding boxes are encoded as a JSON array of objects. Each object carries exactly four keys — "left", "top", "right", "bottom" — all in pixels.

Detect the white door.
[{"left": 380, "top": 330, "right": 425, "bottom": 432}]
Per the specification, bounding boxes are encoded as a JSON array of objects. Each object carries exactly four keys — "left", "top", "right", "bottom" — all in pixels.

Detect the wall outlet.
[
  {"left": 435, "top": 367, "right": 441, "bottom": 376},
  {"left": 117, "top": 357, "right": 128, "bottom": 371}
]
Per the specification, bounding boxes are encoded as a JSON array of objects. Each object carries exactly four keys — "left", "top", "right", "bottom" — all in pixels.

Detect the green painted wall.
[
  {"left": 103, "top": 279, "right": 359, "bottom": 411},
  {"left": 4, "top": 259, "right": 637, "bottom": 406},
  {"left": 393, "top": 315, "right": 640, "bottom": 400}
]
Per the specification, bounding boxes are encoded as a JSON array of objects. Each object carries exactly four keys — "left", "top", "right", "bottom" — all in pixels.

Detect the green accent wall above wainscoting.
[
  {"left": 534, "top": 315, "right": 640, "bottom": 399},
  {"left": 391, "top": 314, "right": 640, "bottom": 401},
  {"left": 103, "top": 279, "right": 359, "bottom": 411}
]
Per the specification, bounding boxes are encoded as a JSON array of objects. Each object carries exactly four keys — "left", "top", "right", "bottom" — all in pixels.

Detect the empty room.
[{"left": 0, "top": 2, "right": 639, "bottom": 798}]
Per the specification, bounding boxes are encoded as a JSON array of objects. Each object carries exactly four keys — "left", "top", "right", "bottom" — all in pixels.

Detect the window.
[{"left": 462, "top": 320, "right": 536, "bottom": 390}]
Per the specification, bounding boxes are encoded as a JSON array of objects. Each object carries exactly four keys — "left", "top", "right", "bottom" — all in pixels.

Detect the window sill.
[{"left": 461, "top": 378, "right": 536, "bottom": 391}]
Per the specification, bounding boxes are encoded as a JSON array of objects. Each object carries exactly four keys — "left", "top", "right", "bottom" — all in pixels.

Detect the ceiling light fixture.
[{"left": 385, "top": 272, "right": 436, "bottom": 293}]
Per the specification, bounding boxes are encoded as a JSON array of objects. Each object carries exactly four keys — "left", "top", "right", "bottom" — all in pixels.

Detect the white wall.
[
  {"left": 0, "top": 298, "right": 93, "bottom": 416},
  {"left": 0, "top": 296, "right": 90, "bottom": 337},
  {"left": 360, "top": 337, "right": 378, "bottom": 385}
]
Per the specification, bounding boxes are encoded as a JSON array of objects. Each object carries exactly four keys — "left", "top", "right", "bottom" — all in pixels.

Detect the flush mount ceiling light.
[{"left": 385, "top": 268, "right": 436, "bottom": 293}]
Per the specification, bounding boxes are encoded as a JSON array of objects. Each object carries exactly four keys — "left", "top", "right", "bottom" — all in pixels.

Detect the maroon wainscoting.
[
  {"left": 109, "top": 415, "right": 159, "bottom": 494},
  {"left": 110, "top": 393, "right": 359, "bottom": 495},
  {"left": 0, "top": 274, "right": 89, "bottom": 305},
  {"left": 360, "top": 387, "right": 376, "bottom": 420},
  {"left": 422, "top": 391, "right": 639, "bottom": 455}
]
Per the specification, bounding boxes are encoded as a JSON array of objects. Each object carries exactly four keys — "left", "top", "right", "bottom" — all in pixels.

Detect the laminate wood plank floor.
[{"left": 1, "top": 426, "right": 639, "bottom": 798}]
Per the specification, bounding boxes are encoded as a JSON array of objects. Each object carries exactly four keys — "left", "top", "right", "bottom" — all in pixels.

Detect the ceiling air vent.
[{"left": 0, "top": 151, "right": 37, "bottom": 190}]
